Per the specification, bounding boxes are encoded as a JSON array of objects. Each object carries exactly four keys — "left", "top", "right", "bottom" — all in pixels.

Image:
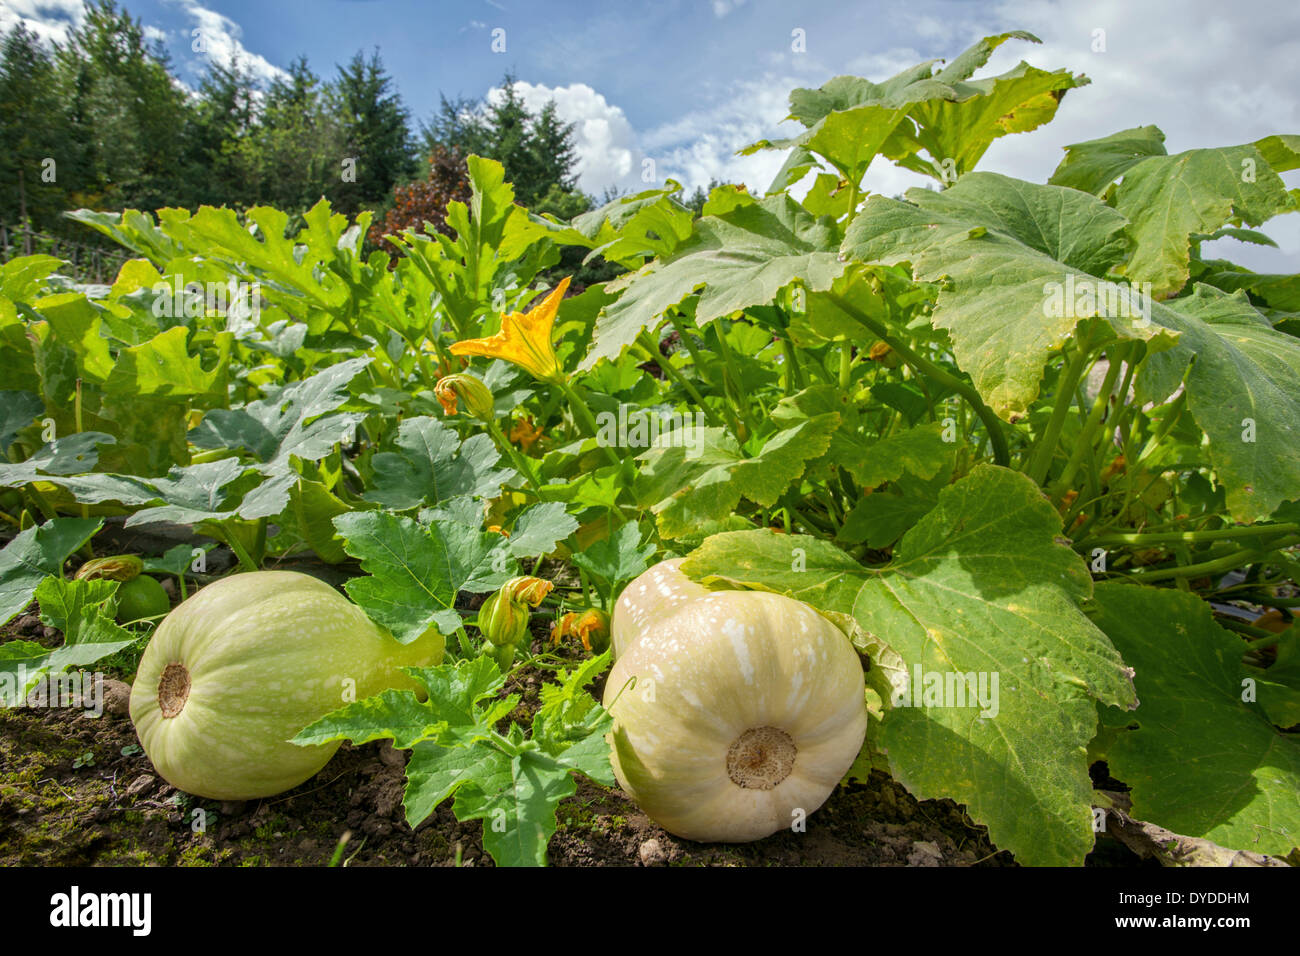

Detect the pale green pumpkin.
[
  {"left": 130, "top": 570, "right": 443, "bottom": 800},
  {"left": 604, "top": 560, "right": 868, "bottom": 843}
]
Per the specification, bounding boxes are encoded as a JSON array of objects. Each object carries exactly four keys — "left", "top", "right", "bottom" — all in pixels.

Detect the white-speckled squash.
[
  {"left": 610, "top": 557, "right": 709, "bottom": 658},
  {"left": 603, "top": 560, "right": 868, "bottom": 842},
  {"left": 129, "top": 570, "right": 443, "bottom": 800}
]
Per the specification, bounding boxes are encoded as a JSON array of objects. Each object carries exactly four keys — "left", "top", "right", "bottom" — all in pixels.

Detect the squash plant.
[
  {"left": 0, "top": 29, "right": 1297, "bottom": 867},
  {"left": 535, "top": 33, "right": 1300, "bottom": 865}
]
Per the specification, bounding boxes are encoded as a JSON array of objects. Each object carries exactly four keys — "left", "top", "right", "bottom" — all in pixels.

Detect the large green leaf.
[
  {"left": 0, "top": 433, "right": 115, "bottom": 485},
  {"left": 363, "top": 416, "right": 515, "bottom": 512},
  {"left": 0, "top": 518, "right": 102, "bottom": 626},
  {"left": 681, "top": 465, "right": 1137, "bottom": 866},
  {"left": 189, "top": 358, "right": 369, "bottom": 473},
  {"left": 333, "top": 510, "right": 514, "bottom": 643},
  {"left": 1139, "top": 286, "right": 1300, "bottom": 521},
  {"left": 1194, "top": 259, "right": 1300, "bottom": 314},
  {"left": 102, "top": 326, "right": 231, "bottom": 400},
  {"left": 634, "top": 417, "right": 837, "bottom": 540},
  {"left": 0, "top": 577, "right": 136, "bottom": 707},
  {"left": 1252, "top": 134, "right": 1300, "bottom": 174},
  {"left": 772, "top": 385, "right": 954, "bottom": 488},
  {"left": 1111, "top": 144, "right": 1294, "bottom": 297},
  {"left": 521, "top": 184, "right": 694, "bottom": 268},
  {"left": 582, "top": 193, "right": 846, "bottom": 370},
  {"left": 748, "top": 33, "right": 1085, "bottom": 190},
  {"left": 843, "top": 173, "right": 1170, "bottom": 417},
  {"left": 1092, "top": 583, "right": 1300, "bottom": 856},
  {"left": 1048, "top": 125, "right": 1168, "bottom": 196}
]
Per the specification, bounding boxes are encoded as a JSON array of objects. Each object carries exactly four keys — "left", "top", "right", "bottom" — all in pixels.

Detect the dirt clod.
[
  {"left": 125, "top": 774, "right": 156, "bottom": 798},
  {"left": 102, "top": 679, "right": 132, "bottom": 717},
  {"left": 638, "top": 838, "right": 668, "bottom": 866}
]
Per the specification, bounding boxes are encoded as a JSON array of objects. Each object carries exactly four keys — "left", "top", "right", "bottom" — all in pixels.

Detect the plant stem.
[
  {"left": 557, "top": 380, "right": 622, "bottom": 467},
  {"left": 1134, "top": 389, "right": 1187, "bottom": 470},
  {"left": 780, "top": 333, "right": 807, "bottom": 392},
  {"left": 1129, "top": 539, "right": 1300, "bottom": 583},
  {"left": 711, "top": 320, "right": 756, "bottom": 437},
  {"left": 673, "top": 316, "right": 743, "bottom": 440},
  {"left": 1049, "top": 352, "right": 1121, "bottom": 501},
  {"left": 486, "top": 418, "right": 542, "bottom": 494},
  {"left": 826, "top": 292, "right": 1010, "bottom": 466},
  {"left": 1081, "top": 524, "right": 1299, "bottom": 549},
  {"left": 1026, "top": 335, "right": 1094, "bottom": 486},
  {"left": 636, "top": 330, "right": 722, "bottom": 427},
  {"left": 25, "top": 482, "right": 58, "bottom": 521},
  {"left": 222, "top": 530, "right": 259, "bottom": 572}
]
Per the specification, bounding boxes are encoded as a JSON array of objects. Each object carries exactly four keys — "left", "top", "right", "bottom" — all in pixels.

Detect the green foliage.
[
  {"left": 0, "top": 518, "right": 102, "bottom": 626},
  {"left": 0, "top": 28, "right": 1296, "bottom": 865},
  {"left": 1092, "top": 584, "right": 1300, "bottom": 856},
  {"left": 0, "top": 575, "right": 136, "bottom": 706},
  {"left": 294, "top": 653, "right": 613, "bottom": 866}
]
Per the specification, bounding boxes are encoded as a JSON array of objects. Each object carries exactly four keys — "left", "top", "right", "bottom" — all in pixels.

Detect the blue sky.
[{"left": 4, "top": 0, "right": 1299, "bottom": 270}]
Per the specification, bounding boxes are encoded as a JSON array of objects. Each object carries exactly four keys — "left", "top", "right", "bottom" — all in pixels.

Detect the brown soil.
[{"left": 0, "top": 596, "right": 1139, "bottom": 868}]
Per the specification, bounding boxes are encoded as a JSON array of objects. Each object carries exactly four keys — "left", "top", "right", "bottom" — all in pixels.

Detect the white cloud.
[
  {"left": 969, "top": 0, "right": 1300, "bottom": 271},
  {"left": 0, "top": 0, "right": 86, "bottom": 46},
  {"left": 487, "top": 81, "right": 641, "bottom": 196},
  {"left": 711, "top": 0, "right": 749, "bottom": 18},
  {"left": 641, "top": 76, "right": 805, "bottom": 195},
  {"left": 491, "top": 75, "right": 813, "bottom": 200},
  {"left": 164, "top": 0, "right": 287, "bottom": 88}
]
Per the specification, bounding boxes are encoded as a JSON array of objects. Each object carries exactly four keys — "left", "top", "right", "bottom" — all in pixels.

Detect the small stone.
[
  {"left": 102, "top": 679, "right": 131, "bottom": 717},
  {"left": 638, "top": 838, "right": 668, "bottom": 866},
  {"left": 125, "top": 774, "right": 156, "bottom": 798},
  {"left": 907, "top": 840, "right": 943, "bottom": 867}
]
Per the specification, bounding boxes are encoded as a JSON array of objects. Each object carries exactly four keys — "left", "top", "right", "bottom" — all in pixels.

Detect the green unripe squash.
[
  {"left": 116, "top": 575, "right": 170, "bottom": 623},
  {"left": 129, "top": 570, "right": 443, "bottom": 800}
]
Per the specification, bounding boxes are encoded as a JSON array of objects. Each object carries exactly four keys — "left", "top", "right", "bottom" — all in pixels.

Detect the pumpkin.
[
  {"left": 603, "top": 559, "right": 868, "bottom": 843},
  {"left": 129, "top": 570, "right": 443, "bottom": 800},
  {"left": 610, "top": 557, "right": 710, "bottom": 658}
]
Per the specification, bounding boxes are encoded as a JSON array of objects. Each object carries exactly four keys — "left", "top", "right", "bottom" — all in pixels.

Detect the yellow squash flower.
[
  {"left": 450, "top": 277, "right": 571, "bottom": 384},
  {"left": 508, "top": 415, "right": 544, "bottom": 452},
  {"left": 549, "top": 608, "right": 610, "bottom": 652}
]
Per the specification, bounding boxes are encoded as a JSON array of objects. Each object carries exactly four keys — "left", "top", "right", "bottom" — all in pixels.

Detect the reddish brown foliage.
[{"left": 368, "top": 145, "right": 473, "bottom": 259}]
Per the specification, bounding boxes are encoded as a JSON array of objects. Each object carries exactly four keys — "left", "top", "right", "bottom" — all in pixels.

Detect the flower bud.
[
  {"left": 75, "top": 555, "right": 144, "bottom": 582},
  {"left": 476, "top": 588, "right": 530, "bottom": 649},
  {"left": 868, "top": 341, "right": 900, "bottom": 368},
  {"left": 434, "top": 374, "right": 496, "bottom": 421},
  {"left": 504, "top": 575, "right": 553, "bottom": 608}
]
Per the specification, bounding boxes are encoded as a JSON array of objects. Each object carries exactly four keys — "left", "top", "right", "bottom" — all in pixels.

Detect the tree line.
[{"left": 0, "top": 0, "right": 602, "bottom": 256}]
